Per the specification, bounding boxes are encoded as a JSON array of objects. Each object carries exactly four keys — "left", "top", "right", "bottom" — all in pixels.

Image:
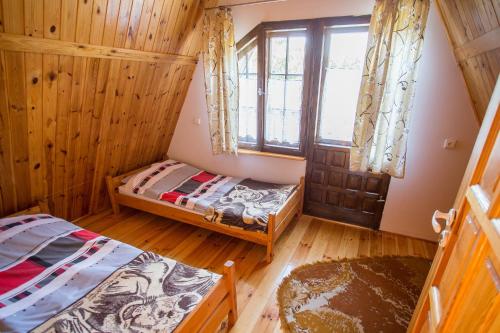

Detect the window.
[
  {"left": 265, "top": 31, "right": 307, "bottom": 150},
  {"left": 317, "top": 26, "right": 369, "bottom": 145},
  {"left": 238, "top": 41, "right": 258, "bottom": 145},
  {"left": 236, "top": 17, "right": 370, "bottom": 156},
  {"left": 237, "top": 24, "right": 311, "bottom": 156}
]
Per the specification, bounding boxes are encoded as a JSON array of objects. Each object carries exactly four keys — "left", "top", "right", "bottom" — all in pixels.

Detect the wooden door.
[
  {"left": 303, "top": 20, "right": 390, "bottom": 230},
  {"left": 409, "top": 79, "right": 500, "bottom": 332},
  {"left": 304, "top": 145, "right": 390, "bottom": 229}
]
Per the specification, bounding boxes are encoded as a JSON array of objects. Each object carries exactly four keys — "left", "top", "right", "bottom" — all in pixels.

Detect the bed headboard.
[{"left": 5, "top": 200, "right": 50, "bottom": 218}]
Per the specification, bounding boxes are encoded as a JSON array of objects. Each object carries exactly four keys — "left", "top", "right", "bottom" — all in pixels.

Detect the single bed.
[
  {"left": 106, "top": 159, "right": 304, "bottom": 263},
  {"left": 0, "top": 205, "right": 237, "bottom": 333}
]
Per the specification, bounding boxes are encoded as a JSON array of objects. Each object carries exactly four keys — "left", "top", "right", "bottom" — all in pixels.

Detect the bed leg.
[
  {"left": 223, "top": 261, "right": 238, "bottom": 328},
  {"left": 298, "top": 176, "right": 305, "bottom": 216},
  {"left": 266, "top": 243, "right": 274, "bottom": 264},
  {"left": 266, "top": 214, "right": 276, "bottom": 264},
  {"left": 105, "top": 175, "right": 120, "bottom": 216}
]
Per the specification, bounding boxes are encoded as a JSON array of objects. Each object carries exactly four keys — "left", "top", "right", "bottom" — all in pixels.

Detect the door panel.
[
  {"left": 437, "top": 213, "right": 480, "bottom": 313},
  {"left": 442, "top": 242, "right": 499, "bottom": 332},
  {"left": 304, "top": 145, "right": 390, "bottom": 229}
]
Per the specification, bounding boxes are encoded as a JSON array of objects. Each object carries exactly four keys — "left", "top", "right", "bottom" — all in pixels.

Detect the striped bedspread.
[
  {"left": 0, "top": 214, "right": 220, "bottom": 333},
  {"left": 120, "top": 160, "right": 296, "bottom": 233}
]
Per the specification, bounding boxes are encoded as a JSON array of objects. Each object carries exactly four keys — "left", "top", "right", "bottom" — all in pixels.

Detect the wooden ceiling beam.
[
  {"left": 0, "top": 33, "right": 198, "bottom": 66},
  {"left": 436, "top": 0, "right": 500, "bottom": 123},
  {"left": 455, "top": 26, "right": 500, "bottom": 62}
]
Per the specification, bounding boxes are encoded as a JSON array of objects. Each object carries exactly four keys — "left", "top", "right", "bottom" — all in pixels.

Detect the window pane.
[
  {"left": 267, "top": 75, "right": 285, "bottom": 110},
  {"left": 265, "top": 75, "right": 285, "bottom": 144},
  {"left": 238, "top": 56, "right": 247, "bottom": 74},
  {"left": 239, "top": 73, "right": 258, "bottom": 143},
  {"left": 283, "top": 108, "right": 301, "bottom": 146},
  {"left": 238, "top": 45, "right": 258, "bottom": 144},
  {"left": 285, "top": 76, "right": 303, "bottom": 111},
  {"left": 265, "top": 33, "right": 305, "bottom": 149},
  {"left": 247, "top": 46, "right": 257, "bottom": 73},
  {"left": 287, "top": 36, "right": 305, "bottom": 75},
  {"left": 269, "top": 37, "right": 287, "bottom": 74},
  {"left": 318, "top": 28, "right": 368, "bottom": 144}
]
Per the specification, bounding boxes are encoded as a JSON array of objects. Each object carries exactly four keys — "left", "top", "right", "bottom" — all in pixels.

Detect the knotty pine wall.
[
  {"left": 0, "top": 0, "right": 216, "bottom": 219},
  {"left": 437, "top": 0, "right": 500, "bottom": 122}
]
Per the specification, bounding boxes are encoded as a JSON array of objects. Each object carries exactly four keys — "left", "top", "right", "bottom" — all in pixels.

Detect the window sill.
[{"left": 238, "top": 149, "right": 306, "bottom": 161}]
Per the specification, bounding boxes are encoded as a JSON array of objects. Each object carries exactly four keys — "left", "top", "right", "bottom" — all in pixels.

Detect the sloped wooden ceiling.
[
  {"left": 437, "top": 0, "right": 500, "bottom": 122},
  {"left": 0, "top": 0, "right": 216, "bottom": 219}
]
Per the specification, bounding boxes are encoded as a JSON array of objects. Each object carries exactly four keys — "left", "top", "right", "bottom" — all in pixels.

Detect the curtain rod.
[{"left": 205, "top": 0, "right": 286, "bottom": 10}]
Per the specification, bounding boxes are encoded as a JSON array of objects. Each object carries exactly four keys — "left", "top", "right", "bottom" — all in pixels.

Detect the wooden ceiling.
[
  {"left": 437, "top": 0, "right": 500, "bottom": 122},
  {"left": 0, "top": 0, "right": 215, "bottom": 219}
]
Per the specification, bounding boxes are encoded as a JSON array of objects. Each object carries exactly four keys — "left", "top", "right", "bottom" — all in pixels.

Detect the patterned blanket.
[
  {"left": 120, "top": 160, "right": 296, "bottom": 233},
  {"left": 0, "top": 214, "right": 220, "bottom": 333}
]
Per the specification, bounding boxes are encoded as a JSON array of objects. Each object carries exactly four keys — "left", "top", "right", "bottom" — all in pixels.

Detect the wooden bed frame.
[
  {"left": 175, "top": 260, "right": 237, "bottom": 333},
  {"left": 5, "top": 204, "right": 238, "bottom": 333},
  {"left": 106, "top": 165, "right": 305, "bottom": 263},
  {"left": 5, "top": 201, "right": 51, "bottom": 217}
]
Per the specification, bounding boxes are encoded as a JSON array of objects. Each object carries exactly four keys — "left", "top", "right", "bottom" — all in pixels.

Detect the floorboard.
[{"left": 75, "top": 208, "right": 437, "bottom": 333}]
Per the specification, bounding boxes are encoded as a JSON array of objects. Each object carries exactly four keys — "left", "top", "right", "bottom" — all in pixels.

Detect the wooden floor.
[{"left": 76, "top": 208, "right": 437, "bottom": 333}]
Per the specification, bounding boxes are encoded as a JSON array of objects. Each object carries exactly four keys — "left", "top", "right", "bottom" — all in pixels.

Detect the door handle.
[
  {"left": 432, "top": 208, "right": 456, "bottom": 248},
  {"left": 431, "top": 208, "right": 456, "bottom": 233}
]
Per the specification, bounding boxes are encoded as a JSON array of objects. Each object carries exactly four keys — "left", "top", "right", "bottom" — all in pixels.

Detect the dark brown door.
[
  {"left": 302, "top": 19, "right": 389, "bottom": 229},
  {"left": 304, "top": 145, "right": 390, "bottom": 229}
]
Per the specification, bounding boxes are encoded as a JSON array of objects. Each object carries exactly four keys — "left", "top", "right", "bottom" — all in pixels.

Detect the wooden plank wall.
[
  {"left": 437, "top": 0, "right": 500, "bottom": 122},
  {"left": 0, "top": 0, "right": 216, "bottom": 219}
]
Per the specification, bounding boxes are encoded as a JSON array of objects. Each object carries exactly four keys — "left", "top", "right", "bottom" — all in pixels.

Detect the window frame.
[{"left": 236, "top": 15, "right": 371, "bottom": 157}]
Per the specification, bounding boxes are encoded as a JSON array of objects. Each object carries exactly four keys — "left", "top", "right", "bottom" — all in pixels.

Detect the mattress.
[
  {"left": 0, "top": 214, "right": 220, "bottom": 333},
  {"left": 119, "top": 159, "right": 297, "bottom": 233},
  {"left": 119, "top": 185, "right": 203, "bottom": 215}
]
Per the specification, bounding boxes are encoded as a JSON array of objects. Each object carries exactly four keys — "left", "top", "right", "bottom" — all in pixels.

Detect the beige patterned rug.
[{"left": 277, "top": 256, "right": 431, "bottom": 333}]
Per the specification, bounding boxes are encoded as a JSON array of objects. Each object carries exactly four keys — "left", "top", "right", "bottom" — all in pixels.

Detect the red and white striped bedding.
[
  {"left": 120, "top": 160, "right": 296, "bottom": 233},
  {"left": 0, "top": 214, "right": 220, "bottom": 333}
]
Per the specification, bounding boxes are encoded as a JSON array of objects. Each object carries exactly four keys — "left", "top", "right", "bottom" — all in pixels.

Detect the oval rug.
[{"left": 277, "top": 256, "right": 431, "bottom": 333}]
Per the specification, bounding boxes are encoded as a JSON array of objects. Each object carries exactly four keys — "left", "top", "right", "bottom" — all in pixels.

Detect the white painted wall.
[{"left": 168, "top": 0, "right": 479, "bottom": 241}]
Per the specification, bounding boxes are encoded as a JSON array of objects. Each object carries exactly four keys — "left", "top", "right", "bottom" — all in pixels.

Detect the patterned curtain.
[
  {"left": 350, "top": 0, "right": 430, "bottom": 178},
  {"left": 203, "top": 8, "right": 239, "bottom": 155}
]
